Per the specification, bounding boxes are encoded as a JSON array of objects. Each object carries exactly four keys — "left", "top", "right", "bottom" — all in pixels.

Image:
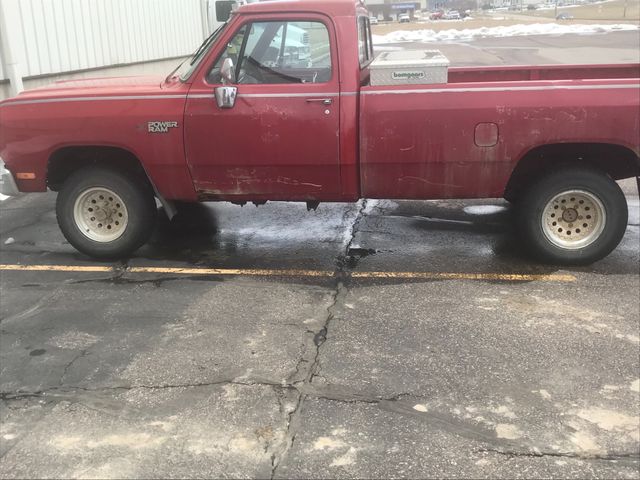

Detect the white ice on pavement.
[
  {"left": 463, "top": 205, "right": 508, "bottom": 215},
  {"left": 373, "top": 23, "right": 639, "bottom": 44}
]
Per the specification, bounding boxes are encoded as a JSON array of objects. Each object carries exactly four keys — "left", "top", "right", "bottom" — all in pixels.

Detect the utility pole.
[
  {"left": 554, "top": 0, "right": 558, "bottom": 18},
  {"left": 0, "top": 0, "right": 24, "bottom": 96}
]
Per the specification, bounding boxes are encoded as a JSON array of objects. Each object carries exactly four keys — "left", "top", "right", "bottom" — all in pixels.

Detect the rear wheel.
[
  {"left": 56, "top": 167, "right": 157, "bottom": 259},
  {"left": 516, "top": 166, "right": 627, "bottom": 265}
]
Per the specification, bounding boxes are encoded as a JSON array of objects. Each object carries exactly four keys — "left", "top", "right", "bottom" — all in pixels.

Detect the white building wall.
[{"left": 0, "top": 0, "right": 206, "bottom": 81}]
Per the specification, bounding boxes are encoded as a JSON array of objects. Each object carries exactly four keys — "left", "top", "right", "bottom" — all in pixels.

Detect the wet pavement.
[{"left": 1, "top": 190, "right": 639, "bottom": 479}]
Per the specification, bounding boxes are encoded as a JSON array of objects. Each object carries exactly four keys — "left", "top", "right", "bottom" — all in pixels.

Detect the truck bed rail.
[{"left": 448, "top": 63, "right": 640, "bottom": 84}]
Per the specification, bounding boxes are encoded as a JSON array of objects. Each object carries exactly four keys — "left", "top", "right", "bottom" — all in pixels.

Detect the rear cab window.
[{"left": 357, "top": 16, "right": 374, "bottom": 68}]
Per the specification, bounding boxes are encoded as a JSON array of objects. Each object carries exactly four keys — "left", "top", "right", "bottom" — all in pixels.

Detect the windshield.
[{"left": 171, "top": 22, "right": 230, "bottom": 82}]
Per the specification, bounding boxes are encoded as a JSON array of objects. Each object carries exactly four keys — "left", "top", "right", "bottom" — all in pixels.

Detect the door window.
[{"left": 208, "top": 21, "right": 332, "bottom": 84}]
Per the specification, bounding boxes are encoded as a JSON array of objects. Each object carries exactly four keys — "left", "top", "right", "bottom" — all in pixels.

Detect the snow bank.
[{"left": 373, "top": 23, "right": 639, "bottom": 44}]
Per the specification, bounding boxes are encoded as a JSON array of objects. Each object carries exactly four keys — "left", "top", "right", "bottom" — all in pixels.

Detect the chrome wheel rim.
[
  {"left": 541, "top": 189, "right": 606, "bottom": 250},
  {"left": 73, "top": 187, "right": 128, "bottom": 242}
]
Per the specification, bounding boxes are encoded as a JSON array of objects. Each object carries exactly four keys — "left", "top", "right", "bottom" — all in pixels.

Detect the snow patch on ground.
[
  {"left": 0, "top": 193, "right": 8, "bottom": 201},
  {"left": 463, "top": 205, "right": 507, "bottom": 215},
  {"left": 373, "top": 23, "right": 639, "bottom": 44},
  {"left": 535, "top": 0, "right": 614, "bottom": 10}
]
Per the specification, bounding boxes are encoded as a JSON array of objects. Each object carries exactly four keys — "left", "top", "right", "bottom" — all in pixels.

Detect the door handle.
[{"left": 306, "top": 98, "right": 333, "bottom": 105}]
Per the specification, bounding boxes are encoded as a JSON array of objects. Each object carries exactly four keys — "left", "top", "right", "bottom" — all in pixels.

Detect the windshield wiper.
[
  {"left": 164, "top": 24, "right": 226, "bottom": 83},
  {"left": 190, "top": 24, "right": 226, "bottom": 66}
]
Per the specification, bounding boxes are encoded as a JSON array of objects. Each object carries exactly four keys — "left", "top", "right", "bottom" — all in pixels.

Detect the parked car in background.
[
  {"left": 444, "top": 10, "right": 461, "bottom": 19},
  {"left": 369, "top": 15, "right": 379, "bottom": 24},
  {"left": 429, "top": 10, "right": 444, "bottom": 20},
  {"left": 398, "top": 13, "right": 410, "bottom": 23},
  {"left": 556, "top": 12, "right": 574, "bottom": 20}
]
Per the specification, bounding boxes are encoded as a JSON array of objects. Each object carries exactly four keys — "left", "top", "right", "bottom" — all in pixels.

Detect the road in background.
[{"left": 1, "top": 32, "right": 639, "bottom": 479}]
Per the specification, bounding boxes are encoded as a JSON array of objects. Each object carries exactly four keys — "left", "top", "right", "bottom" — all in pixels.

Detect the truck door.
[{"left": 184, "top": 17, "right": 341, "bottom": 200}]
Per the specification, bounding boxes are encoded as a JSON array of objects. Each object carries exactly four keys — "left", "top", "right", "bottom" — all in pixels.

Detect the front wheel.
[
  {"left": 516, "top": 167, "right": 628, "bottom": 265},
  {"left": 56, "top": 167, "right": 157, "bottom": 259}
]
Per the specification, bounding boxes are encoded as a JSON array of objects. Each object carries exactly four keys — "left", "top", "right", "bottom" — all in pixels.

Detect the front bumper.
[{"left": 0, "top": 158, "right": 20, "bottom": 196}]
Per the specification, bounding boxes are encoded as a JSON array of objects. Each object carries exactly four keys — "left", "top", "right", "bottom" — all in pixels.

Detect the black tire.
[
  {"left": 516, "top": 166, "right": 628, "bottom": 265},
  {"left": 56, "top": 167, "right": 157, "bottom": 259}
]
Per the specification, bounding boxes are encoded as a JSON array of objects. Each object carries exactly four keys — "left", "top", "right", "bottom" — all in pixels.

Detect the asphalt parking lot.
[{"left": 1, "top": 33, "right": 640, "bottom": 479}]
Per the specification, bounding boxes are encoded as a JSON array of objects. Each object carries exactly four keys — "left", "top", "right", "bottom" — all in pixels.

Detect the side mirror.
[
  {"left": 215, "top": 57, "right": 237, "bottom": 108},
  {"left": 215, "top": 86, "right": 237, "bottom": 109},
  {"left": 221, "top": 57, "right": 235, "bottom": 85}
]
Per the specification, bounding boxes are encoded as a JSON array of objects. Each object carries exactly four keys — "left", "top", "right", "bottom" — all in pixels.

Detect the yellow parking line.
[
  {"left": 0, "top": 264, "right": 577, "bottom": 282},
  {"left": 351, "top": 271, "right": 577, "bottom": 282},
  {"left": 0, "top": 264, "right": 115, "bottom": 273},
  {"left": 127, "top": 266, "right": 334, "bottom": 277}
]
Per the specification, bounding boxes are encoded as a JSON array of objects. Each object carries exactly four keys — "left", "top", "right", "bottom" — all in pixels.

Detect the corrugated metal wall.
[{"left": 0, "top": 0, "right": 205, "bottom": 80}]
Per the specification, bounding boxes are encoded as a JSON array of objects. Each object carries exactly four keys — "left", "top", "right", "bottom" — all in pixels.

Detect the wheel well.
[
  {"left": 505, "top": 143, "right": 640, "bottom": 202},
  {"left": 47, "top": 146, "right": 152, "bottom": 192}
]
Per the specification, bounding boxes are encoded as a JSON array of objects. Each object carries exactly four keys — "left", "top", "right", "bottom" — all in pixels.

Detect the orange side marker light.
[{"left": 16, "top": 173, "right": 36, "bottom": 180}]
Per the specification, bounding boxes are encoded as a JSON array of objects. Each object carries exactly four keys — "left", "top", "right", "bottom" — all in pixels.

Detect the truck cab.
[{"left": 179, "top": 0, "right": 370, "bottom": 202}]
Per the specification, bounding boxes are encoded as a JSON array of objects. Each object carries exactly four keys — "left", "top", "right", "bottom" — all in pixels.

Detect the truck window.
[
  {"left": 357, "top": 16, "right": 374, "bottom": 67},
  {"left": 207, "top": 21, "right": 332, "bottom": 84}
]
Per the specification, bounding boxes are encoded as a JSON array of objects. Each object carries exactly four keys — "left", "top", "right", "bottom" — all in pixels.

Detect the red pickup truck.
[{"left": 1, "top": 0, "right": 638, "bottom": 264}]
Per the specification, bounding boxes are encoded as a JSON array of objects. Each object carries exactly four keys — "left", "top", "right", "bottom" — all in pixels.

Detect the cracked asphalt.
[
  {"left": 1, "top": 33, "right": 640, "bottom": 480},
  {"left": 1, "top": 189, "right": 638, "bottom": 479}
]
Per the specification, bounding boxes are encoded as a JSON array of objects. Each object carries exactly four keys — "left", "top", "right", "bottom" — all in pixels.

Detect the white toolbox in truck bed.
[{"left": 369, "top": 50, "right": 450, "bottom": 86}]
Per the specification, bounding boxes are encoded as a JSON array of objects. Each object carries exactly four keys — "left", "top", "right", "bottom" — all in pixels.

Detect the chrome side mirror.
[
  {"left": 216, "top": 57, "right": 237, "bottom": 108},
  {"left": 215, "top": 58, "right": 238, "bottom": 108},
  {"left": 215, "top": 86, "right": 237, "bottom": 108},
  {"left": 221, "top": 57, "right": 235, "bottom": 85}
]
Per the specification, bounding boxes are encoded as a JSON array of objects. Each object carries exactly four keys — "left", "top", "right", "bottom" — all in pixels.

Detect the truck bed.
[{"left": 359, "top": 64, "right": 640, "bottom": 200}]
